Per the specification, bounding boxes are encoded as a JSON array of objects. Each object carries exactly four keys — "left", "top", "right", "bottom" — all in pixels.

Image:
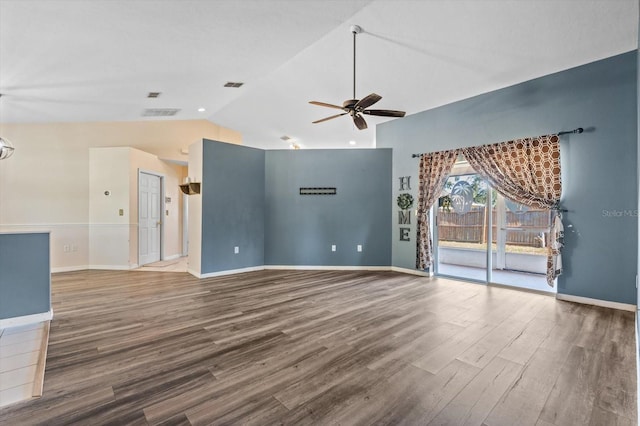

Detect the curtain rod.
[{"left": 411, "top": 127, "right": 584, "bottom": 158}]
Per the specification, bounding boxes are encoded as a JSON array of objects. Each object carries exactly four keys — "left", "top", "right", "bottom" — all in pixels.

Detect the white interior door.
[{"left": 139, "top": 172, "right": 162, "bottom": 266}]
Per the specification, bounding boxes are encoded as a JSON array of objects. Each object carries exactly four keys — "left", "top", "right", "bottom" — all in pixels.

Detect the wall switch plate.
[
  {"left": 357, "top": 245, "right": 362, "bottom": 252},
  {"left": 119, "top": 209, "right": 124, "bottom": 216},
  {"left": 234, "top": 246, "right": 239, "bottom": 254},
  {"left": 166, "top": 210, "right": 169, "bottom": 216},
  {"left": 331, "top": 245, "right": 336, "bottom": 252},
  {"left": 63, "top": 245, "right": 70, "bottom": 252}
]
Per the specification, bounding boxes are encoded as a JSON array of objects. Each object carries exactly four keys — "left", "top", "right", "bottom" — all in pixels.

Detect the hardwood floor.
[{"left": 0, "top": 269, "right": 635, "bottom": 425}]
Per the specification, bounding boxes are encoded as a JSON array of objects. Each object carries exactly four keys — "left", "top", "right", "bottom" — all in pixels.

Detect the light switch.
[
  {"left": 119, "top": 209, "right": 124, "bottom": 216},
  {"left": 331, "top": 245, "right": 336, "bottom": 252},
  {"left": 166, "top": 210, "right": 169, "bottom": 216},
  {"left": 357, "top": 245, "right": 362, "bottom": 252},
  {"left": 234, "top": 246, "right": 239, "bottom": 254}
]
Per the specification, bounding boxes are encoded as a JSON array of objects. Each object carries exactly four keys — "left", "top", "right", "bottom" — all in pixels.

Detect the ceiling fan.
[{"left": 309, "top": 25, "right": 406, "bottom": 130}]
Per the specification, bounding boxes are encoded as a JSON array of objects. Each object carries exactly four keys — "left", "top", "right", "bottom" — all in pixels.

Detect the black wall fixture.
[{"left": 299, "top": 187, "right": 337, "bottom": 195}]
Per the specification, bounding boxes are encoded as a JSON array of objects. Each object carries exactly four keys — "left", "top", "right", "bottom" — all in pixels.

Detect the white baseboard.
[
  {"left": 87, "top": 265, "right": 135, "bottom": 271},
  {"left": 197, "top": 265, "right": 266, "bottom": 278},
  {"left": 52, "top": 265, "right": 89, "bottom": 273},
  {"left": 390, "top": 266, "right": 432, "bottom": 277},
  {"left": 163, "top": 254, "right": 181, "bottom": 261},
  {"left": 53, "top": 264, "right": 140, "bottom": 273},
  {"left": 264, "top": 265, "right": 390, "bottom": 271},
  {"left": 0, "top": 310, "right": 53, "bottom": 329},
  {"left": 189, "top": 265, "right": 426, "bottom": 278},
  {"left": 556, "top": 293, "right": 636, "bottom": 312}
]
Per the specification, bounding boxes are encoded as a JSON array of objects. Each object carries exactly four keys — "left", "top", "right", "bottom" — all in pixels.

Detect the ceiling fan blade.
[
  {"left": 354, "top": 93, "right": 382, "bottom": 110},
  {"left": 363, "top": 109, "right": 406, "bottom": 117},
  {"left": 312, "top": 112, "right": 348, "bottom": 124},
  {"left": 309, "top": 101, "right": 345, "bottom": 110},
  {"left": 352, "top": 114, "right": 368, "bottom": 130}
]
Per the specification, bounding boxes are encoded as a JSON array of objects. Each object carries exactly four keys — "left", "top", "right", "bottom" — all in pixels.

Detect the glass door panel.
[
  {"left": 490, "top": 194, "right": 555, "bottom": 293},
  {"left": 435, "top": 174, "right": 488, "bottom": 282}
]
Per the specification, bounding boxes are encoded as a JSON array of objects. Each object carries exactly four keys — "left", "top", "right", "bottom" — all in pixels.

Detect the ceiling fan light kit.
[
  {"left": 310, "top": 24, "right": 406, "bottom": 130},
  {"left": 0, "top": 136, "right": 15, "bottom": 160}
]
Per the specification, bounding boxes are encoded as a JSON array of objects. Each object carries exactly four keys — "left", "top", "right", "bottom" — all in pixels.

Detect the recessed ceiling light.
[
  {"left": 349, "top": 140, "right": 356, "bottom": 146},
  {"left": 224, "top": 82, "right": 244, "bottom": 88},
  {"left": 198, "top": 107, "right": 206, "bottom": 112}
]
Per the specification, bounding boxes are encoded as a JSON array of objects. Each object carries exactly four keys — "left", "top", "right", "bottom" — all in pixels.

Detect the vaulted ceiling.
[{"left": 0, "top": 0, "right": 637, "bottom": 149}]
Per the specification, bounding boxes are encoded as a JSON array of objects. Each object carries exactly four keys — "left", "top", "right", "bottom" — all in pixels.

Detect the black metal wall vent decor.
[{"left": 299, "top": 187, "right": 337, "bottom": 195}]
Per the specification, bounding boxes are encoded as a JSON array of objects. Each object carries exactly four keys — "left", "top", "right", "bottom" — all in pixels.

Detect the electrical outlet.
[
  {"left": 357, "top": 245, "right": 362, "bottom": 252},
  {"left": 331, "top": 245, "right": 336, "bottom": 252},
  {"left": 63, "top": 245, "right": 70, "bottom": 253},
  {"left": 234, "top": 246, "right": 239, "bottom": 254}
]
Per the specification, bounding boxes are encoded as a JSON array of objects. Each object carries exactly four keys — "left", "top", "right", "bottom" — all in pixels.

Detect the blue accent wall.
[
  {"left": 0, "top": 232, "right": 51, "bottom": 319},
  {"left": 200, "top": 140, "right": 265, "bottom": 274},
  {"left": 378, "top": 51, "right": 638, "bottom": 305},
  {"left": 265, "top": 149, "right": 392, "bottom": 266}
]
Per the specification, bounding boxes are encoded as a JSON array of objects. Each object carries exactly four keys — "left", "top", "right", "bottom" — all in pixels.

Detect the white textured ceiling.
[{"left": 0, "top": 0, "right": 638, "bottom": 149}]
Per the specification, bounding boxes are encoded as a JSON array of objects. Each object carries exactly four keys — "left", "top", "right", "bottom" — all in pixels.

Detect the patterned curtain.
[
  {"left": 416, "top": 149, "right": 459, "bottom": 271},
  {"left": 461, "top": 134, "right": 562, "bottom": 285}
]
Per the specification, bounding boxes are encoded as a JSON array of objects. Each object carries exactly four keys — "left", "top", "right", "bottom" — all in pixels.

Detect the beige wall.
[
  {"left": 187, "top": 140, "right": 203, "bottom": 276},
  {"left": 0, "top": 119, "right": 240, "bottom": 271},
  {"left": 89, "top": 147, "right": 131, "bottom": 268}
]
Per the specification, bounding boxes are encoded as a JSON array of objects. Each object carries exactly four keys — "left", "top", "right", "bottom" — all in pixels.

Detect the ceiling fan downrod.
[{"left": 351, "top": 25, "right": 361, "bottom": 100}]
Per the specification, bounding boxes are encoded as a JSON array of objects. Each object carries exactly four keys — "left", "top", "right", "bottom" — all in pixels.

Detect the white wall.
[
  {"left": 0, "top": 119, "right": 240, "bottom": 271},
  {"left": 89, "top": 147, "right": 131, "bottom": 269},
  {"left": 187, "top": 140, "right": 203, "bottom": 277}
]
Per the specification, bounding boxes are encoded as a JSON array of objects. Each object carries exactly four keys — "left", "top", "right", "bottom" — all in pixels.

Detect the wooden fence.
[{"left": 436, "top": 207, "right": 551, "bottom": 247}]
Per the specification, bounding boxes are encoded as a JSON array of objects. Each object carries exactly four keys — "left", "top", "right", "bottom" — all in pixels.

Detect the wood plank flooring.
[{"left": 0, "top": 269, "right": 635, "bottom": 425}]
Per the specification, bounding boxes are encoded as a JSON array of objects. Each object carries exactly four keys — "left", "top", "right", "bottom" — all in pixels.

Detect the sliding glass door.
[
  {"left": 491, "top": 194, "right": 551, "bottom": 292},
  {"left": 434, "top": 158, "right": 554, "bottom": 293},
  {"left": 435, "top": 172, "right": 489, "bottom": 282}
]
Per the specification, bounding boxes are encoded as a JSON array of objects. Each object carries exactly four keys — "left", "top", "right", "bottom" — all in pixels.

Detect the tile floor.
[
  {"left": 135, "top": 256, "right": 188, "bottom": 273},
  {"left": 0, "top": 322, "right": 47, "bottom": 408}
]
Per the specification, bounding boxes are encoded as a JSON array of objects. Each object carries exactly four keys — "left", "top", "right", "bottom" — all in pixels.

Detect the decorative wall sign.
[
  {"left": 299, "top": 187, "right": 337, "bottom": 195},
  {"left": 400, "top": 227, "right": 410, "bottom": 241},
  {"left": 397, "top": 193, "right": 414, "bottom": 210},
  {"left": 398, "top": 210, "right": 410, "bottom": 225},
  {"left": 399, "top": 176, "right": 411, "bottom": 191},
  {"left": 397, "top": 176, "right": 413, "bottom": 242}
]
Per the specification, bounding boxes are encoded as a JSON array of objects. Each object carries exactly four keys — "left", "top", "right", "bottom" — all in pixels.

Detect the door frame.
[
  {"left": 182, "top": 192, "right": 189, "bottom": 257},
  {"left": 138, "top": 169, "right": 166, "bottom": 265}
]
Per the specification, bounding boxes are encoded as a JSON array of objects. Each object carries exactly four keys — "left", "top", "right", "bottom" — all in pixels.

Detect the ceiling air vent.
[
  {"left": 147, "top": 92, "right": 161, "bottom": 98},
  {"left": 224, "top": 82, "right": 244, "bottom": 88},
  {"left": 142, "top": 108, "right": 181, "bottom": 117}
]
